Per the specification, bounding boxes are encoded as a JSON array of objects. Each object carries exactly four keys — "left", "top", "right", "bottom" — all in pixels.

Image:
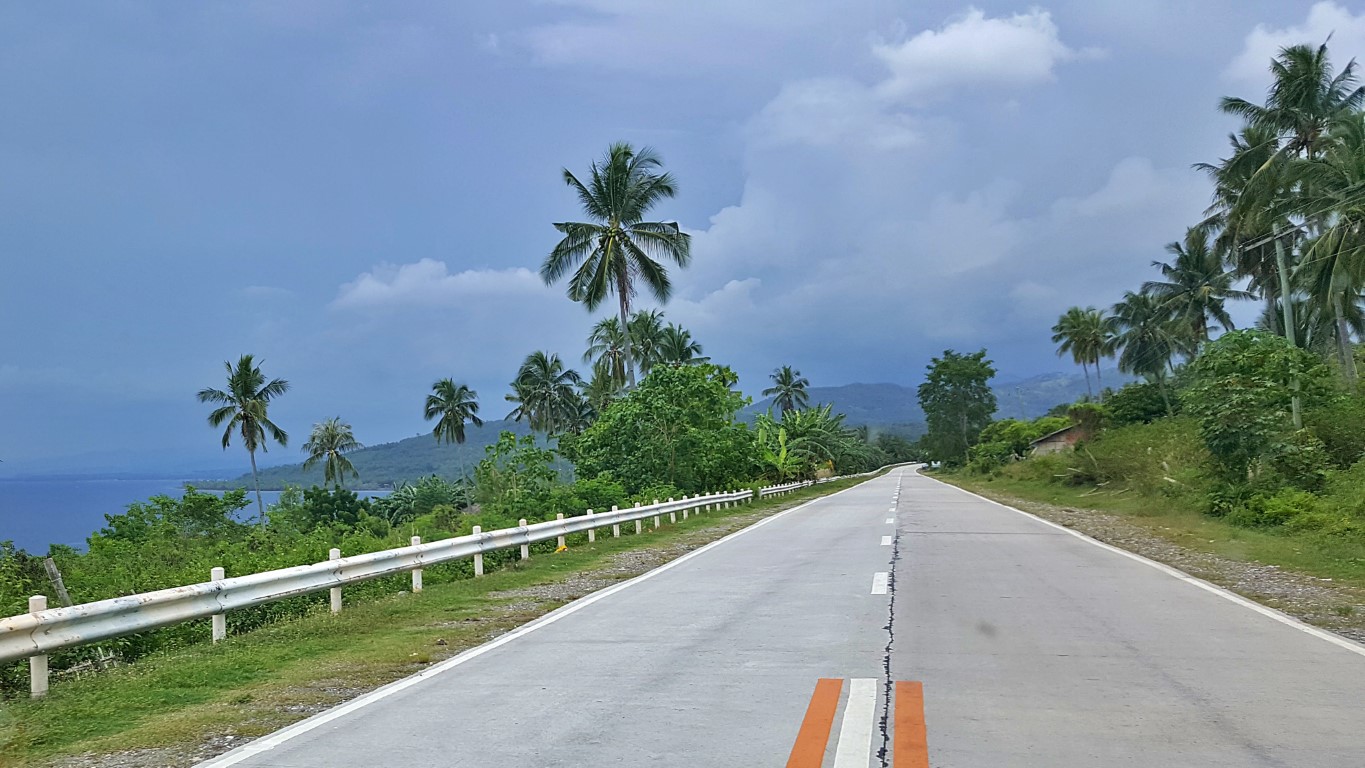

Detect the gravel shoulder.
[{"left": 955, "top": 485, "right": 1365, "bottom": 645}]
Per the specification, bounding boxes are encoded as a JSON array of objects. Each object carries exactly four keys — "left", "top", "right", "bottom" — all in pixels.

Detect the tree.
[
  {"left": 1220, "top": 42, "right": 1364, "bottom": 161},
  {"left": 197, "top": 354, "right": 290, "bottom": 524},
  {"left": 302, "top": 417, "right": 363, "bottom": 489},
  {"left": 1143, "top": 227, "right": 1252, "bottom": 346},
  {"left": 763, "top": 365, "right": 811, "bottom": 414},
  {"left": 425, "top": 379, "right": 483, "bottom": 445},
  {"left": 542, "top": 142, "right": 692, "bottom": 387},
  {"left": 1184, "top": 330, "right": 1332, "bottom": 482},
  {"left": 1050, "top": 306, "right": 1115, "bottom": 399},
  {"left": 505, "top": 351, "right": 583, "bottom": 434},
  {"left": 916, "top": 350, "right": 997, "bottom": 465},
  {"left": 1110, "top": 291, "right": 1182, "bottom": 414},
  {"left": 628, "top": 309, "right": 668, "bottom": 378},
  {"left": 657, "top": 323, "right": 708, "bottom": 366},
  {"left": 583, "top": 317, "right": 629, "bottom": 391},
  {"left": 561, "top": 364, "right": 756, "bottom": 493}
]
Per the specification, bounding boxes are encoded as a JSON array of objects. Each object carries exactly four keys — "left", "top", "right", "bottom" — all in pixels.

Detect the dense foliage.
[{"left": 917, "top": 349, "right": 998, "bottom": 465}]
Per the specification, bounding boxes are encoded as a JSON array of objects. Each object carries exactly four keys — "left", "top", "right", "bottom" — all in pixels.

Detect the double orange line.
[{"left": 785, "top": 678, "right": 928, "bottom": 767}]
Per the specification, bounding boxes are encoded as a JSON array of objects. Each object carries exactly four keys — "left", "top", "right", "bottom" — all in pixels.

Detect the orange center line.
[
  {"left": 894, "top": 680, "right": 930, "bottom": 768},
  {"left": 786, "top": 678, "right": 844, "bottom": 768}
]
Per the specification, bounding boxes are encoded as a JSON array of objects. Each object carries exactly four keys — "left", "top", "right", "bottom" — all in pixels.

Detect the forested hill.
[
  {"left": 209, "top": 371, "right": 1126, "bottom": 490},
  {"left": 199, "top": 419, "right": 534, "bottom": 490}
]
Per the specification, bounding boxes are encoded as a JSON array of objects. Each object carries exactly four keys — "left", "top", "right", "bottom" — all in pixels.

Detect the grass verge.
[{"left": 0, "top": 478, "right": 869, "bottom": 768}]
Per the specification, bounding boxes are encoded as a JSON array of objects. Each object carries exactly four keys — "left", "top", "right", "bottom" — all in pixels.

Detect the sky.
[{"left": 2, "top": 1, "right": 1364, "bottom": 475}]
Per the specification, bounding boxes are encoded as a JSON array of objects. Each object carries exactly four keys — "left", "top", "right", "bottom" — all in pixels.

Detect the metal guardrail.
[{"left": 3, "top": 466, "right": 910, "bottom": 696}]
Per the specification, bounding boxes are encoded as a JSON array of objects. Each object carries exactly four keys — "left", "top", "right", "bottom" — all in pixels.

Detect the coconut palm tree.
[
  {"left": 424, "top": 379, "right": 483, "bottom": 445},
  {"left": 1050, "top": 306, "right": 1115, "bottom": 399},
  {"left": 1110, "top": 292, "right": 1181, "bottom": 414},
  {"left": 1221, "top": 42, "right": 1365, "bottom": 161},
  {"left": 1144, "top": 227, "right": 1253, "bottom": 347},
  {"left": 628, "top": 309, "right": 667, "bottom": 378},
  {"left": 657, "top": 324, "right": 708, "bottom": 366},
  {"left": 302, "top": 417, "right": 364, "bottom": 489},
  {"left": 583, "top": 317, "right": 629, "bottom": 390},
  {"left": 505, "top": 351, "right": 583, "bottom": 434},
  {"left": 541, "top": 142, "right": 691, "bottom": 387},
  {"left": 763, "top": 366, "right": 811, "bottom": 414},
  {"left": 197, "top": 354, "right": 290, "bottom": 523}
]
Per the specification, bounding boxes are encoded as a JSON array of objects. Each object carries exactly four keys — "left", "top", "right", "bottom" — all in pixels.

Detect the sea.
[{"left": 0, "top": 476, "right": 389, "bottom": 553}]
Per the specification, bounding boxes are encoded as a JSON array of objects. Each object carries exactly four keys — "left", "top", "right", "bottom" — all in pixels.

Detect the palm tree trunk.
[
  {"left": 1082, "top": 361, "right": 1092, "bottom": 400},
  {"left": 1274, "top": 234, "right": 1302, "bottom": 429},
  {"left": 618, "top": 286, "right": 636, "bottom": 388},
  {"left": 1094, "top": 358, "right": 1104, "bottom": 400},
  {"left": 249, "top": 448, "right": 265, "bottom": 525},
  {"left": 1155, "top": 371, "right": 1174, "bottom": 417},
  {"left": 1334, "top": 291, "right": 1358, "bottom": 392}
]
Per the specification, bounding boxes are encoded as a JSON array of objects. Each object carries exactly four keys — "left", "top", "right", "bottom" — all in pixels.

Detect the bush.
[
  {"left": 1304, "top": 396, "right": 1365, "bottom": 469},
  {"left": 1266, "top": 430, "right": 1330, "bottom": 491},
  {"left": 1221, "top": 488, "right": 1322, "bottom": 529},
  {"left": 1104, "top": 382, "right": 1172, "bottom": 425}
]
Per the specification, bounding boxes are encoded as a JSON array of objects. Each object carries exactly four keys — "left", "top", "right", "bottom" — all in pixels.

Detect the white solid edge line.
[
  {"left": 195, "top": 476, "right": 887, "bottom": 768},
  {"left": 880, "top": 536, "right": 893, "bottom": 546},
  {"left": 831, "top": 678, "right": 877, "bottom": 768},
  {"left": 871, "top": 572, "right": 889, "bottom": 595},
  {"left": 919, "top": 472, "right": 1365, "bottom": 660}
]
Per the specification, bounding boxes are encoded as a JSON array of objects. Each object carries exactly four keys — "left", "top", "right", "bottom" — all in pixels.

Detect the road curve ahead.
[{"left": 198, "top": 469, "right": 1365, "bottom": 767}]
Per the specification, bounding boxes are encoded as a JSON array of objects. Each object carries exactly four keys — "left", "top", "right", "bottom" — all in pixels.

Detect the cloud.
[
  {"left": 873, "top": 7, "right": 1097, "bottom": 101},
  {"left": 1225, "top": 1, "right": 1365, "bottom": 87},
  {"left": 749, "top": 78, "right": 920, "bottom": 151},
  {"left": 332, "top": 260, "right": 552, "bottom": 310}
]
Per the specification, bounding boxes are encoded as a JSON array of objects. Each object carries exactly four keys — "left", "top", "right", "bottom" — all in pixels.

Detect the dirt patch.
[{"left": 986, "top": 493, "right": 1365, "bottom": 645}]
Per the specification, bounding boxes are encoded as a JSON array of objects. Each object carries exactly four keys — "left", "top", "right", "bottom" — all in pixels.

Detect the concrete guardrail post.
[
  {"left": 329, "top": 548, "right": 343, "bottom": 614},
  {"left": 473, "top": 526, "right": 484, "bottom": 576},
  {"left": 682, "top": 495, "right": 689, "bottom": 521},
  {"left": 612, "top": 506, "right": 620, "bottom": 537},
  {"left": 519, "top": 519, "right": 530, "bottom": 560},
  {"left": 634, "top": 503, "right": 642, "bottom": 534},
  {"left": 557, "top": 513, "right": 566, "bottom": 549},
  {"left": 29, "top": 595, "right": 47, "bottom": 698},
  {"left": 211, "top": 566, "right": 227, "bottom": 642},
  {"left": 668, "top": 498, "right": 676, "bottom": 524},
  {"left": 586, "top": 510, "right": 595, "bottom": 543},
  {"left": 410, "top": 537, "right": 423, "bottom": 593},
  {"left": 653, "top": 500, "right": 661, "bottom": 529}
]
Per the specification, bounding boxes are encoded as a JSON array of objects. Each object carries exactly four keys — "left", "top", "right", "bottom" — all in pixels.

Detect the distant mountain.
[
  {"left": 743, "top": 383, "right": 925, "bottom": 439},
  {"left": 992, "top": 369, "right": 1133, "bottom": 420},
  {"left": 199, "top": 419, "right": 535, "bottom": 490}
]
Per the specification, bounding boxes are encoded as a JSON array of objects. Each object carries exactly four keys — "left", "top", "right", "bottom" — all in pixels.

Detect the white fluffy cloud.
[
  {"left": 332, "top": 260, "right": 551, "bottom": 310},
  {"left": 873, "top": 8, "right": 1095, "bottom": 101},
  {"left": 1225, "top": 1, "right": 1365, "bottom": 87}
]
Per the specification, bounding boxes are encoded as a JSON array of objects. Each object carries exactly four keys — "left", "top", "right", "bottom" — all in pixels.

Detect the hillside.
[{"left": 198, "top": 419, "right": 535, "bottom": 490}]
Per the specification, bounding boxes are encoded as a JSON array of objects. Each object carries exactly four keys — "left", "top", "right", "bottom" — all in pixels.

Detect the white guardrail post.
[
  {"left": 586, "top": 510, "right": 595, "bottom": 543},
  {"left": 612, "top": 507, "right": 620, "bottom": 538},
  {"left": 211, "top": 567, "right": 226, "bottom": 642},
  {"left": 668, "top": 498, "right": 676, "bottom": 524},
  {"left": 29, "top": 595, "right": 47, "bottom": 698},
  {"left": 0, "top": 476, "right": 912, "bottom": 684},
  {"left": 329, "top": 548, "right": 342, "bottom": 614},
  {"left": 411, "top": 537, "right": 423, "bottom": 593}
]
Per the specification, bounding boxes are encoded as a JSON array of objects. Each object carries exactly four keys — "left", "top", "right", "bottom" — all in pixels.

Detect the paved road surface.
[{"left": 201, "top": 469, "right": 1365, "bottom": 767}]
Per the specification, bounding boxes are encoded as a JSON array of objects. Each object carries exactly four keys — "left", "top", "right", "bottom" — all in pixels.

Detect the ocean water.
[{"left": 0, "top": 477, "right": 387, "bottom": 553}]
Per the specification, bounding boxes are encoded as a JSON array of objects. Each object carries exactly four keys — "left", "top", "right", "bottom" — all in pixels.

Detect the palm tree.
[
  {"left": 1050, "top": 306, "right": 1115, "bottom": 399},
  {"left": 302, "top": 417, "right": 363, "bottom": 489},
  {"left": 657, "top": 323, "right": 708, "bottom": 366},
  {"left": 541, "top": 142, "right": 692, "bottom": 387},
  {"left": 583, "top": 317, "right": 629, "bottom": 390},
  {"left": 581, "top": 367, "right": 623, "bottom": 414},
  {"left": 1110, "top": 292, "right": 1181, "bottom": 414},
  {"left": 197, "top": 354, "right": 290, "bottom": 523},
  {"left": 763, "top": 366, "right": 811, "bottom": 414},
  {"left": 1143, "top": 227, "right": 1253, "bottom": 346},
  {"left": 505, "top": 351, "right": 583, "bottom": 434},
  {"left": 425, "top": 379, "right": 483, "bottom": 446},
  {"left": 627, "top": 309, "right": 667, "bottom": 378}
]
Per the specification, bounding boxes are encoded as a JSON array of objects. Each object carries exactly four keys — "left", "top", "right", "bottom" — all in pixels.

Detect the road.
[{"left": 201, "top": 469, "right": 1365, "bottom": 767}]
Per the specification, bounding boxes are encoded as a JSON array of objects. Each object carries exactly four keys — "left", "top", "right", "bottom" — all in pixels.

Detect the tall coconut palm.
[
  {"left": 580, "top": 369, "right": 622, "bottom": 416},
  {"left": 657, "top": 324, "right": 708, "bottom": 366},
  {"left": 505, "top": 351, "right": 583, "bottom": 434},
  {"left": 1110, "top": 292, "right": 1181, "bottom": 414},
  {"left": 763, "top": 366, "right": 811, "bottom": 414},
  {"left": 424, "top": 379, "right": 483, "bottom": 446},
  {"left": 1050, "top": 306, "right": 1116, "bottom": 399},
  {"left": 583, "top": 317, "right": 629, "bottom": 390},
  {"left": 197, "top": 354, "right": 290, "bottom": 524},
  {"left": 1144, "top": 227, "right": 1253, "bottom": 346},
  {"left": 627, "top": 309, "right": 667, "bottom": 378},
  {"left": 1221, "top": 42, "right": 1365, "bottom": 161},
  {"left": 302, "top": 417, "right": 364, "bottom": 489},
  {"left": 542, "top": 142, "right": 692, "bottom": 387}
]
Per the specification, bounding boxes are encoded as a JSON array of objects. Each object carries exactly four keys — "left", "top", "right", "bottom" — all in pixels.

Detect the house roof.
[{"left": 1029, "top": 423, "right": 1080, "bottom": 446}]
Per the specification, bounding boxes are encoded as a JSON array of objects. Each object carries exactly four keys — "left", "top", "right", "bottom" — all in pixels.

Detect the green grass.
[
  {"left": 0, "top": 478, "right": 867, "bottom": 767},
  {"left": 943, "top": 473, "right": 1365, "bottom": 588}
]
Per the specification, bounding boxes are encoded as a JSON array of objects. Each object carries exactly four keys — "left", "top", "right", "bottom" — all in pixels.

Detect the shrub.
[
  {"left": 1304, "top": 396, "right": 1365, "bottom": 469},
  {"left": 1105, "top": 382, "right": 1172, "bottom": 425}
]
